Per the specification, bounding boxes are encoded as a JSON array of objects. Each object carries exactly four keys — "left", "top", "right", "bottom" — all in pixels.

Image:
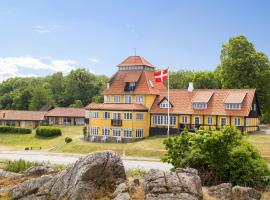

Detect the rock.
[
  {"left": 0, "top": 169, "right": 22, "bottom": 179},
  {"left": 22, "top": 164, "right": 54, "bottom": 176},
  {"left": 113, "top": 192, "right": 131, "bottom": 200},
  {"left": 144, "top": 168, "right": 203, "bottom": 200},
  {"left": 176, "top": 168, "right": 198, "bottom": 175},
  {"left": 113, "top": 183, "right": 128, "bottom": 198},
  {"left": 10, "top": 175, "right": 52, "bottom": 200},
  {"left": 208, "top": 183, "right": 232, "bottom": 200},
  {"left": 232, "top": 185, "right": 261, "bottom": 200}
]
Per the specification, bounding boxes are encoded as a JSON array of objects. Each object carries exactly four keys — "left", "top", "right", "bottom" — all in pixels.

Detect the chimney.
[{"left": 188, "top": 82, "right": 194, "bottom": 92}]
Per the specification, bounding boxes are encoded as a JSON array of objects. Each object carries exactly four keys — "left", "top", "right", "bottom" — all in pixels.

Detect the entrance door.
[{"left": 194, "top": 116, "right": 200, "bottom": 129}]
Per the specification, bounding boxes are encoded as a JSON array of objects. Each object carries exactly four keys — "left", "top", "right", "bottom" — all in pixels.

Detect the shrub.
[
  {"left": 4, "top": 159, "right": 39, "bottom": 173},
  {"left": 0, "top": 126, "right": 31, "bottom": 134},
  {"left": 65, "top": 137, "right": 72, "bottom": 143},
  {"left": 36, "top": 126, "right": 62, "bottom": 137},
  {"left": 162, "top": 126, "right": 270, "bottom": 189}
]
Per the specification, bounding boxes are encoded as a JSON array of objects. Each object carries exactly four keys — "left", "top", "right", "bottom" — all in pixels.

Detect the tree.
[
  {"left": 193, "top": 71, "right": 221, "bottom": 89},
  {"left": 69, "top": 100, "right": 83, "bottom": 108},
  {"left": 169, "top": 70, "right": 193, "bottom": 89},
  {"left": 218, "top": 35, "right": 270, "bottom": 114},
  {"left": 29, "top": 86, "right": 54, "bottom": 110}
]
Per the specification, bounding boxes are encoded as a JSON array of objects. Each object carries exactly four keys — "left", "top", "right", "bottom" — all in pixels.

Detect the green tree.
[
  {"left": 218, "top": 35, "right": 270, "bottom": 114},
  {"left": 193, "top": 71, "right": 221, "bottom": 89},
  {"left": 169, "top": 70, "right": 193, "bottom": 89},
  {"left": 29, "top": 86, "right": 54, "bottom": 110},
  {"left": 69, "top": 100, "right": 83, "bottom": 108}
]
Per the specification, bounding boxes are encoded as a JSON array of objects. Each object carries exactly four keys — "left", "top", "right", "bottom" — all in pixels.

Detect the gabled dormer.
[
  {"left": 224, "top": 91, "right": 247, "bottom": 110},
  {"left": 191, "top": 91, "right": 214, "bottom": 109},
  {"left": 158, "top": 97, "right": 173, "bottom": 108}
]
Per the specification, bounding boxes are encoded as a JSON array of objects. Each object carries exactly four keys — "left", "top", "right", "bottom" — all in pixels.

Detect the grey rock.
[
  {"left": 10, "top": 175, "right": 52, "bottom": 200},
  {"left": 113, "top": 183, "right": 128, "bottom": 198},
  {"left": 113, "top": 192, "right": 131, "bottom": 200},
  {"left": 232, "top": 185, "right": 261, "bottom": 200},
  {"left": 208, "top": 183, "right": 232, "bottom": 200},
  {"left": 23, "top": 164, "right": 54, "bottom": 176},
  {"left": 0, "top": 169, "right": 22, "bottom": 179},
  {"left": 146, "top": 192, "right": 198, "bottom": 200},
  {"left": 176, "top": 168, "right": 198, "bottom": 175}
]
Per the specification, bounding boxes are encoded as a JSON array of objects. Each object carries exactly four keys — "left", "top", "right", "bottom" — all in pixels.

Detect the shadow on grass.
[{"left": 34, "top": 135, "right": 61, "bottom": 140}]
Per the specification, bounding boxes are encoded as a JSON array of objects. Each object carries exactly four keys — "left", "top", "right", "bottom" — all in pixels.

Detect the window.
[
  {"left": 221, "top": 118, "right": 227, "bottom": 126},
  {"left": 103, "top": 112, "right": 110, "bottom": 119},
  {"left": 129, "top": 82, "right": 136, "bottom": 91},
  {"left": 104, "top": 95, "right": 108, "bottom": 103},
  {"left": 114, "top": 95, "right": 121, "bottom": 103},
  {"left": 124, "top": 128, "right": 132, "bottom": 138},
  {"left": 113, "top": 128, "right": 121, "bottom": 137},
  {"left": 102, "top": 128, "right": 110, "bottom": 136},
  {"left": 91, "top": 111, "right": 98, "bottom": 119},
  {"left": 234, "top": 117, "right": 240, "bottom": 126},
  {"left": 254, "top": 103, "right": 257, "bottom": 111},
  {"left": 207, "top": 116, "right": 213, "bottom": 125},
  {"left": 159, "top": 99, "right": 171, "bottom": 108},
  {"left": 182, "top": 115, "right": 188, "bottom": 124},
  {"left": 124, "top": 112, "right": 132, "bottom": 120},
  {"left": 136, "top": 113, "right": 144, "bottom": 120},
  {"left": 153, "top": 115, "right": 176, "bottom": 126},
  {"left": 85, "top": 111, "right": 91, "bottom": 118},
  {"left": 90, "top": 127, "right": 98, "bottom": 135},
  {"left": 136, "top": 95, "right": 144, "bottom": 104},
  {"left": 136, "top": 129, "right": 144, "bottom": 138},
  {"left": 124, "top": 95, "right": 132, "bottom": 104},
  {"left": 193, "top": 103, "right": 207, "bottom": 109},
  {"left": 225, "top": 103, "right": 241, "bottom": 110},
  {"left": 113, "top": 112, "right": 121, "bottom": 119}
]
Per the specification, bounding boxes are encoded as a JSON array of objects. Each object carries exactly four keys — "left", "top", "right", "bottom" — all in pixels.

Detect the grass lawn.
[{"left": 0, "top": 126, "right": 83, "bottom": 150}]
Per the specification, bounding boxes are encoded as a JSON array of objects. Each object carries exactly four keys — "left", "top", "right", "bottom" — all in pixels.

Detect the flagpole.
[{"left": 167, "top": 68, "right": 170, "bottom": 137}]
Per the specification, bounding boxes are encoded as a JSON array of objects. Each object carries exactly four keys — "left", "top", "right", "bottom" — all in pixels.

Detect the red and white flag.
[{"left": 154, "top": 68, "right": 168, "bottom": 82}]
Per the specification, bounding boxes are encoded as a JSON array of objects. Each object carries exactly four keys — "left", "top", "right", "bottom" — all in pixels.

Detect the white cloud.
[
  {"left": 0, "top": 56, "right": 79, "bottom": 81},
  {"left": 88, "top": 58, "right": 99, "bottom": 63},
  {"left": 34, "top": 25, "right": 51, "bottom": 33}
]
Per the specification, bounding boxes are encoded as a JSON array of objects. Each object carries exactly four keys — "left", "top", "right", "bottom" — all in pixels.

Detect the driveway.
[{"left": 0, "top": 151, "right": 172, "bottom": 171}]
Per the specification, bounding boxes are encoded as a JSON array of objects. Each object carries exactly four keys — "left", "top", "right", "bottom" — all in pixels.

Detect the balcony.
[{"left": 111, "top": 119, "right": 122, "bottom": 126}]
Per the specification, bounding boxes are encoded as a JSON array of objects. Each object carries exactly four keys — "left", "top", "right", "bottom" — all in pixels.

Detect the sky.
[{"left": 0, "top": 0, "right": 269, "bottom": 81}]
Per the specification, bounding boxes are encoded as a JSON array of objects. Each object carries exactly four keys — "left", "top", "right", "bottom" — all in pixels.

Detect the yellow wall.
[
  {"left": 88, "top": 110, "right": 150, "bottom": 138},
  {"left": 246, "top": 118, "right": 259, "bottom": 132}
]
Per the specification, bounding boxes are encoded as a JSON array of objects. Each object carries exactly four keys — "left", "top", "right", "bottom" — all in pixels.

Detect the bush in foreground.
[
  {"left": 36, "top": 126, "right": 62, "bottom": 137},
  {"left": 0, "top": 126, "right": 31, "bottom": 134},
  {"left": 65, "top": 137, "right": 72, "bottom": 143},
  {"left": 4, "top": 159, "right": 39, "bottom": 173},
  {"left": 162, "top": 126, "right": 270, "bottom": 189}
]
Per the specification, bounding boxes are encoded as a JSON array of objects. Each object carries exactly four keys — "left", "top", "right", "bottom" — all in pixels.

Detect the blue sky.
[{"left": 0, "top": 0, "right": 269, "bottom": 80}]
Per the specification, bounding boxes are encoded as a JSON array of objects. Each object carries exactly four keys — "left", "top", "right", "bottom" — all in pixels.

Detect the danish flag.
[{"left": 154, "top": 68, "right": 168, "bottom": 82}]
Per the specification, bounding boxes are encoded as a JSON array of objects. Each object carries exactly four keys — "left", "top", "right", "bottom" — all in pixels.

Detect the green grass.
[
  {"left": 126, "top": 167, "right": 148, "bottom": 177},
  {"left": 0, "top": 126, "right": 83, "bottom": 150}
]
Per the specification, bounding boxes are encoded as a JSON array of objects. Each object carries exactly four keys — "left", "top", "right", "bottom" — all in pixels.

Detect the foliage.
[
  {"left": 65, "top": 137, "right": 72, "bottom": 143},
  {"left": 4, "top": 159, "right": 39, "bottom": 173},
  {"left": 0, "top": 126, "right": 31, "bottom": 134},
  {"left": 126, "top": 167, "right": 148, "bottom": 177},
  {"left": 36, "top": 126, "right": 62, "bottom": 137},
  {"left": 163, "top": 127, "right": 270, "bottom": 189},
  {"left": 29, "top": 85, "right": 55, "bottom": 110},
  {"left": 69, "top": 100, "right": 83, "bottom": 108}
]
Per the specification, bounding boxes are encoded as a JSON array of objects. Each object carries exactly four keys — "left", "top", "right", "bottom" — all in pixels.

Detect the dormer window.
[
  {"left": 225, "top": 103, "right": 241, "bottom": 110},
  {"left": 193, "top": 103, "right": 208, "bottom": 109},
  {"left": 159, "top": 99, "right": 172, "bottom": 108},
  {"left": 124, "top": 82, "right": 136, "bottom": 92}
]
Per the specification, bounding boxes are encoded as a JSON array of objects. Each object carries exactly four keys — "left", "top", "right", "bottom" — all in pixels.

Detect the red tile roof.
[
  {"left": 0, "top": 110, "right": 46, "bottom": 121},
  {"left": 224, "top": 91, "right": 247, "bottom": 104},
  {"left": 191, "top": 91, "right": 214, "bottom": 103},
  {"left": 102, "top": 70, "right": 166, "bottom": 95},
  {"left": 45, "top": 107, "right": 85, "bottom": 117},
  {"left": 150, "top": 89, "right": 255, "bottom": 117},
  {"left": 85, "top": 103, "right": 148, "bottom": 111},
  {"left": 117, "top": 56, "right": 154, "bottom": 68}
]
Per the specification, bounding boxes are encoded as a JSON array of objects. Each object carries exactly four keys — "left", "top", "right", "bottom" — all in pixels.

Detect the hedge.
[
  {"left": 36, "top": 126, "right": 62, "bottom": 137},
  {"left": 0, "top": 126, "right": 31, "bottom": 134}
]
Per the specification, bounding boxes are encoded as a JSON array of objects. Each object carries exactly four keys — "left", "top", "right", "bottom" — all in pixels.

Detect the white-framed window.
[
  {"left": 136, "top": 95, "right": 144, "bottom": 104},
  {"left": 136, "top": 128, "right": 144, "bottom": 138},
  {"left": 85, "top": 110, "right": 91, "bottom": 118},
  {"left": 221, "top": 117, "right": 227, "bottom": 126},
  {"left": 124, "top": 95, "right": 132, "bottom": 104},
  {"left": 104, "top": 95, "right": 108, "bottom": 103},
  {"left": 136, "top": 113, "right": 144, "bottom": 120},
  {"left": 124, "top": 112, "right": 132, "bottom": 120},
  {"left": 112, "top": 128, "right": 121, "bottom": 137},
  {"left": 113, "top": 112, "right": 121, "bottom": 119},
  {"left": 124, "top": 128, "right": 132, "bottom": 138},
  {"left": 159, "top": 99, "right": 171, "bottom": 108},
  {"left": 103, "top": 112, "right": 110, "bottom": 119},
  {"left": 207, "top": 116, "right": 213, "bottom": 125},
  {"left": 194, "top": 116, "right": 200, "bottom": 125},
  {"left": 254, "top": 103, "right": 257, "bottom": 111},
  {"left": 114, "top": 95, "right": 121, "bottom": 103},
  {"left": 234, "top": 117, "right": 241, "bottom": 126},
  {"left": 90, "top": 127, "right": 98, "bottom": 135},
  {"left": 182, "top": 115, "right": 188, "bottom": 124},
  {"left": 193, "top": 103, "right": 207, "bottom": 109},
  {"left": 91, "top": 111, "right": 98, "bottom": 119},
  {"left": 129, "top": 82, "right": 136, "bottom": 91},
  {"left": 153, "top": 115, "right": 176, "bottom": 126},
  {"left": 225, "top": 103, "right": 241, "bottom": 110},
  {"left": 102, "top": 128, "right": 110, "bottom": 136}
]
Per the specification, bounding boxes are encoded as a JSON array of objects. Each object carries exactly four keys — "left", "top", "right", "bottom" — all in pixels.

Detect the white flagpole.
[{"left": 167, "top": 68, "right": 170, "bottom": 137}]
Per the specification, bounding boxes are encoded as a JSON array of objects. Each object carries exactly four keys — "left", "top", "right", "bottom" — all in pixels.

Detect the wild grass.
[
  {"left": 4, "top": 159, "right": 39, "bottom": 173},
  {"left": 126, "top": 167, "right": 148, "bottom": 177}
]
